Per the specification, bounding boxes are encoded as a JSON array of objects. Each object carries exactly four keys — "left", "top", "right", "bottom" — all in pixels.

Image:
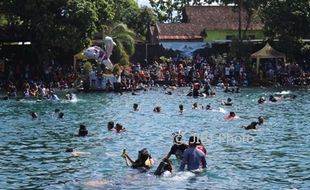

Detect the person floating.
[
  {"left": 122, "top": 148, "right": 154, "bottom": 172},
  {"left": 78, "top": 124, "right": 88, "bottom": 137},
  {"left": 180, "top": 136, "right": 206, "bottom": 172}
]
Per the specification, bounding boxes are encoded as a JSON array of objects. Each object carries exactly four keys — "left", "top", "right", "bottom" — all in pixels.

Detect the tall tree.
[
  {"left": 260, "top": 0, "right": 310, "bottom": 60},
  {"left": 2, "top": 0, "right": 115, "bottom": 66},
  {"left": 102, "top": 23, "right": 136, "bottom": 65}
]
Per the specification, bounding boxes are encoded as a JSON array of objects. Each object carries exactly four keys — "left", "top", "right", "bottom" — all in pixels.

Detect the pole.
[{"left": 145, "top": 43, "right": 148, "bottom": 61}]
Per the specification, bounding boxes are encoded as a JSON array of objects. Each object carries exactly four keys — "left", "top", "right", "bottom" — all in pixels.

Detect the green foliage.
[
  {"left": 260, "top": 0, "right": 310, "bottom": 60},
  {"left": 1, "top": 0, "right": 115, "bottom": 65},
  {"left": 103, "top": 23, "right": 135, "bottom": 65},
  {"left": 83, "top": 61, "right": 93, "bottom": 75},
  {"left": 112, "top": 64, "right": 122, "bottom": 75},
  {"left": 150, "top": 0, "right": 216, "bottom": 22}
]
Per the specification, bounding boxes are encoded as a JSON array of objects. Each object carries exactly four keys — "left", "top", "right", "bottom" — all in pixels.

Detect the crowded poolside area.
[{"left": 0, "top": 85, "right": 309, "bottom": 189}]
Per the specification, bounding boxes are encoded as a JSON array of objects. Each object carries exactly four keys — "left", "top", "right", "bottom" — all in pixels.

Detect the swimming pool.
[{"left": 0, "top": 87, "right": 309, "bottom": 189}]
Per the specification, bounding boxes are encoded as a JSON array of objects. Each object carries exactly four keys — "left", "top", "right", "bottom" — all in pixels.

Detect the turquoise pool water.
[{"left": 0, "top": 87, "right": 309, "bottom": 189}]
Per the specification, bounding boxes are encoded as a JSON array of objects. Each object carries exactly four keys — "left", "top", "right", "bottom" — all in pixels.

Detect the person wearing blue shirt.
[{"left": 180, "top": 136, "right": 206, "bottom": 171}]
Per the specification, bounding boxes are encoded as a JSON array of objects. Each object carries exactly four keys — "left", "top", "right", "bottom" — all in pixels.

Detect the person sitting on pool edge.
[
  {"left": 222, "top": 98, "right": 233, "bottom": 106},
  {"left": 78, "top": 124, "right": 88, "bottom": 137},
  {"left": 180, "top": 136, "right": 206, "bottom": 172},
  {"left": 164, "top": 131, "right": 188, "bottom": 160},
  {"left": 115, "top": 123, "right": 126, "bottom": 133},
  {"left": 122, "top": 148, "right": 154, "bottom": 172}
]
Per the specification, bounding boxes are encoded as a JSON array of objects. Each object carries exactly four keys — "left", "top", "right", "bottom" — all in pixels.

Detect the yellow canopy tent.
[
  {"left": 73, "top": 50, "right": 87, "bottom": 72},
  {"left": 251, "top": 43, "right": 286, "bottom": 74}
]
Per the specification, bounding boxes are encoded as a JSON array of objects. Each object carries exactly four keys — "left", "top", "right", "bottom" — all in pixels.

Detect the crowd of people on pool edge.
[{"left": 27, "top": 83, "right": 300, "bottom": 177}]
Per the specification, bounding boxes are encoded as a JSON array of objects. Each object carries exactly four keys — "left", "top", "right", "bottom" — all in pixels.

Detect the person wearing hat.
[
  {"left": 180, "top": 136, "right": 206, "bottom": 171},
  {"left": 164, "top": 132, "right": 188, "bottom": 160}
]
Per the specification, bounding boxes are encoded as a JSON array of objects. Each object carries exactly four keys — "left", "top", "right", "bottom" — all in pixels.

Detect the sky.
[{"left": 137, "top": 0, "right": 150, "bottom": 7}]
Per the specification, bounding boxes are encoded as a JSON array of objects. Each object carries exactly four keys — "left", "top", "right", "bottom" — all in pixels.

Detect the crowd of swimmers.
[{"left": 25, "top": 83, "right": 299, "bottom": 179}]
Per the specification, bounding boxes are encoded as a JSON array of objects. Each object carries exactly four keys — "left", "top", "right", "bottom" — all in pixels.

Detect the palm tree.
[{"left": 102, "top": 23, "right": 135, "bottom": 65}]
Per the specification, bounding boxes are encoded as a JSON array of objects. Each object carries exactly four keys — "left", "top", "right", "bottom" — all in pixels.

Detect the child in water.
[{"left": 154, "top": 158, "right": 173, "bottom": 177}]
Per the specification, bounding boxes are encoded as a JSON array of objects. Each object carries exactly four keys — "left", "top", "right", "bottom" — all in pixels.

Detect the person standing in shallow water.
[
  {"left": 133, "top": 103, "right": 139, "bottom": 111},
  {"left": 180, "top": 136, "right": 206, "bottom": 171},
  {"left": 179, "top": 104, "right": 184, "bottom": 113},
  {"left": 78, "top": 125, "right": 88, "bottom": 137}
]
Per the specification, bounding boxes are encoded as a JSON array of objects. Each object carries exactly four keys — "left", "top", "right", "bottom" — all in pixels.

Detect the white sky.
[
  {"left": 137, "top": 0, "right": 220, "bottom": 7},
  {"left": 137, "top": 0, "right": 150, "bottom": 7}
]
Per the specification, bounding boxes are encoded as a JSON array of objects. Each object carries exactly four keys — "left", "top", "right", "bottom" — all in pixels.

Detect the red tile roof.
[
  {"left": 156, "top": 23, "right": 204, "bottom": 41},
  {"left": 155, "top": 6, "right": 263, "bottom": 41},
  {"left": 185, "top": 6, "right": 263, "bottom": 30}
]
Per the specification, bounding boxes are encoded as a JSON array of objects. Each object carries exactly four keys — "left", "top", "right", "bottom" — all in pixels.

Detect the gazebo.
[{"left": 251, "top": 43, "right": 286, "bottom": 74}]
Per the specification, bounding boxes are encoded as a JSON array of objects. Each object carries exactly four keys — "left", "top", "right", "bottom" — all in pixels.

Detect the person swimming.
[
  {"left": 133, "top": 103, "right": 139, "bottom": 111},
  {"left": 107, "top": 121, "right": 115, "bottom": 131},
  {"left": 115, "top": 123, "right": 126, "bottom": 133},
  {"left": 122, "top": 148, "right": 154, "bottom": 172},
  {"left": 243, "top": 116, "right": 265, "bottom": 130},
  {"left": 192, "top": 102, "right": 199, "bottom": 109},
  {"left": 78, "top": 124, "right": 88, "bottom": 137},
  {"left": 179, "top": 104, "right": 184, "bottom": 113},
  {"left": 225, "top": 112, "right": 236, "bottom": 120},
  {"left": 153, "top": 106, "right": 161, "bottom": 113},
  {"left": 258, "top": 96, "right": 266, "bottom": 104},
  {"left": 65, "top": 147, "right": 90, "bottom": 157},
  {"left": 31, "top": 112, "right": 38, "bottom": 119},
  {"left": 58, "top": 112, "right": 64, "bottom": 119},
  {"left": 205, "top": 104, "right": 212, "bottom": 110},
  {"left": 222, "top": 98, "right": 233, "bottom": 106}
]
